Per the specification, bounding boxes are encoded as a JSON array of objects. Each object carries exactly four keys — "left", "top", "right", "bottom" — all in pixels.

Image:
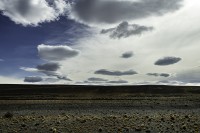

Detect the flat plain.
[{"left": 0, "top": 85, "right": 200, "bottom": 133}]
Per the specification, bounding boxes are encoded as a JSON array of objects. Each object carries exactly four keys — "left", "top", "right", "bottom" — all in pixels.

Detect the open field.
[{"left": 0, "top": 85, "right": 200, "bottom": 133}]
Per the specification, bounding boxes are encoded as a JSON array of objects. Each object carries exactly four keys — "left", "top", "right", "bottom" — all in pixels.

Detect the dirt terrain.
[{"left": 0, "top": 85, "right": 200, "bottom": 133}]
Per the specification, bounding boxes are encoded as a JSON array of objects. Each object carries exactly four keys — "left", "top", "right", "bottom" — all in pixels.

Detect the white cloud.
[
  {"left": 19, "top": 45, "right": 79, "bottom": 83},
  {"left": 2, "top": 0, "right": 199, "bottom": 85},
  {"left": 54, "top": 0, "right": 200, "bottom": 85},
  {"left": 0, "top": 0, "right": 69, "bottom": 26},
  {"left": 0, "top": 59, "right": 4, "bottom": 62},
  {"left": 37, "top": 44, "right": 80, "bottom": 61},
  {"left": 20, "top": 66, "right": 71, "bottom": 81},
  {"left": 20, "top": 67, "right": 38, "bottom": 72}
]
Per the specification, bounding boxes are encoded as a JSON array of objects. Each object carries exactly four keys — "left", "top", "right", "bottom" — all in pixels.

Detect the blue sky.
[
  {"left": 0, "top": 0, "right": 200, "bottom": 85},
  {"left": 0, "top": 13, "right": 87, "bottom": 77}
]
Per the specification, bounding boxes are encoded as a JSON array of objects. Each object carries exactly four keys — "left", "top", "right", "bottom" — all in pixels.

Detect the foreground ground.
[{"left": 0, "top": 85, "right": 200, "bottom": 133}]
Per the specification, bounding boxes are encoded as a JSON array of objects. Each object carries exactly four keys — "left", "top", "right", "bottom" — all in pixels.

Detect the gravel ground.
[{"left": 0, "top": 96, "right": 200, "bottom": 133}]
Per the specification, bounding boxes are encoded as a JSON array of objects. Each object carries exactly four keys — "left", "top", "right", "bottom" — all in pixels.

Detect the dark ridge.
[
  {"left": 0, "top": 84, "right": 198, "bottom": 93},
  {"left": 0, "top": 84, "right": 199, "bottom": 100}
]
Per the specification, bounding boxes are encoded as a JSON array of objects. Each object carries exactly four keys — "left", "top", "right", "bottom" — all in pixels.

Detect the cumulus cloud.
[
  {"left": 107, "top": 80, "right": 128, "bottom": 84},
  {"left": 70, "top": 0, "right": 183, "bottom": 24},
  {"left": 37, "top": 62, "right": 60, "bottom": 71},
  {"left": 95, "top": 69, "right": 137, "bottom": 76},
  {"left": 24, "top": 76, "right": 43, "bottom": 83},
  {"left": 101, "top": 21, "right": 153, "bottom": 39},
  {"left": 0, "top": 0, "right": 69, "bottom": 26},
  {"left": 21, "top": 62, "right": 71, "bottom": 81},
  {"left": 147, "top": 73, "right": 170, "bottom": 77},
  {"left": 154, "top": 57, "right": 182, "bottom": 66},
  {"left": 121, "top": 51, "right": 134, "bottom": 58},
  {"left": 37, "top": 44, "right": 80, "bottom": 61}
]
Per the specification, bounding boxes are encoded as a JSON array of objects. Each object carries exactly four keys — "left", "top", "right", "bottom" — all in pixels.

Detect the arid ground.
[{"left": 0, "top": 85, "right": 200, "bottom": 133}]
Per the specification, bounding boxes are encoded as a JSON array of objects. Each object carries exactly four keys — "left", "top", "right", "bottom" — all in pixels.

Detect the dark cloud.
[
  {"left": 71, "top": 0, "right": 183, "bottom": 24},
  {"left": 160, "top": 73, "right": 170, "bottom": 77},
  {"left": 88, "top": 77, "right": 108, "bottom": 82},
  {"left": 147, "top": 73, "right": 170, "bottom": 77},
  {"left": 154, "top": 57, "right": 182, "bottom": 66},
  {"left": 107, "top": 80, "right": 128, "bottom": 84},
  {"left": 121, "top": 51, "right": 134, "bottom": 58},
  {"left": 38, "top": 44, "right": 79, "bottom": 61},
  {"left": 24, "top": 76, "right": 43, "bottom": 83},
  {"left": 95, "top": 69, "right": 138, "bottom": 76},
  {"left": 37, "top": 62, "right": 60, "bottom": 71},
  {"left": 101, "top": 21, "right": 153, "bottom": 39}
]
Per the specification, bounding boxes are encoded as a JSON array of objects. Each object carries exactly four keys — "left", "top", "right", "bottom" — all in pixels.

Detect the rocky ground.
[{"left": 0, "top": 96, "right": 200, "bottom": 133}]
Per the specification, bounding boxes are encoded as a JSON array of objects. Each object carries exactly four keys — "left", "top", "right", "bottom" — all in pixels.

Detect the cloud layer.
[
  {"left": 0, "top": 0, "right": 68, "bottom": 26},
  {"left": 147, "top": 73, "right": 170, "bottom": 77},
  {"left": 37, "top": 62, "right": 60, "bottom": 71},
  {"left": 88, "top": 77, "right": 108, "bottom": 82},
  {"left": 95, "top": 69, "right": 137, "bottom": 76},
  {"left": 71, "top": 0, "right": 183, "bottom": 24},
  {"left": 21, "top": 62, "right": 71, "bottom": 81},
  {"left": 37, "top": 44, "right": 79, "bottom": 61},
  {"left": 24, "top": 76, "right": 43, "bottom": 83},
  {"left": 101, "top": 21, "right": 153, "bottom": 39},
  {"left": 155, "top": 57, "right": 182, "bottom": 66},
  {"left": 107, "top": 80, "right": 128, "bottom": 84}
]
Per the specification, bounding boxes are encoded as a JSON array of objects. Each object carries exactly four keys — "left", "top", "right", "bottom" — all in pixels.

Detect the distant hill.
[{"left": 0, "top": 84, "right": 199, "bottom": 100}]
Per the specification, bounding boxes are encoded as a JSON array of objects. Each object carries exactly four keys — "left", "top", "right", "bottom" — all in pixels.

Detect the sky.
[{"left": 0, "top": 0, "right": 200, "bottom": 85}]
